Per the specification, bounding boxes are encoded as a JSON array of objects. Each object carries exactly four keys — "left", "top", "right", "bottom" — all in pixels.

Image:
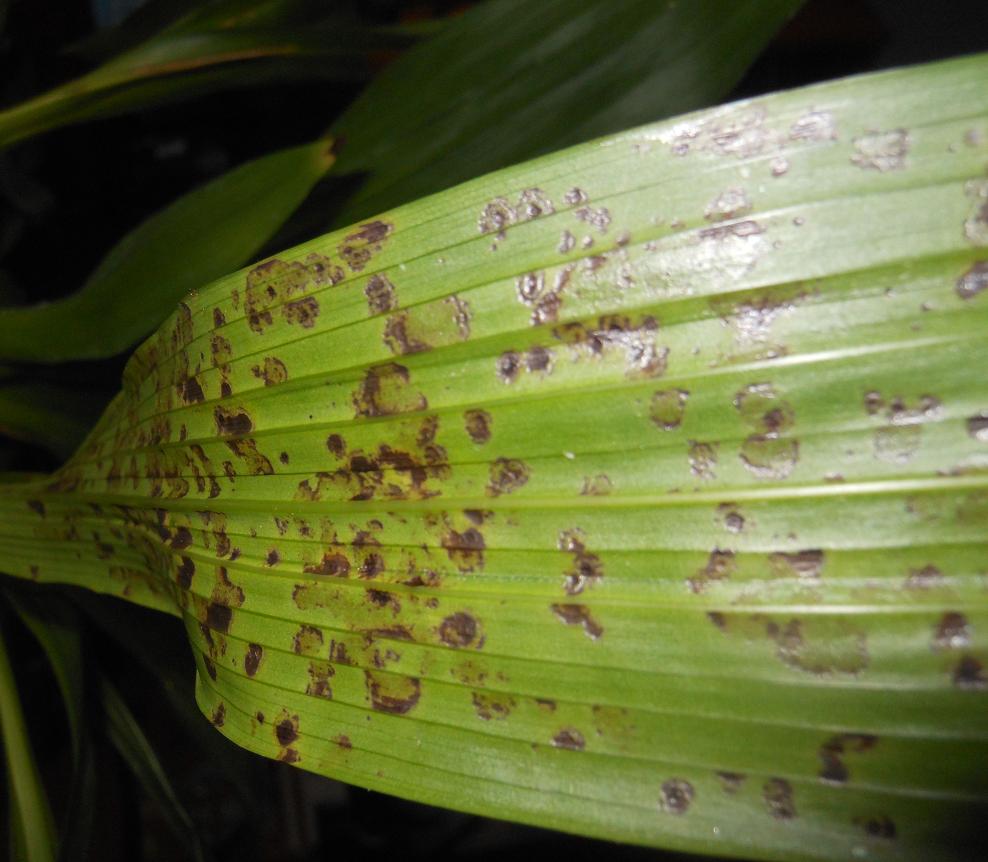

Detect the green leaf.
[
  {"left": 0, "top": 137, "right": 335, "bottom": 363},
  {"left": 100, "top": 675, "right": 206, "bottom": 862},
  {"left": 2, "top": 52, "right": 988, "bottom": 861},
  {"left": 0, "top": 618, "right": 57, "bottom": 862},
  {"left": 328, "top": 0, "right": 805, "bottom": 225},
  {"left": 0, "top": 0, "right": 414, "bottom": 151}
]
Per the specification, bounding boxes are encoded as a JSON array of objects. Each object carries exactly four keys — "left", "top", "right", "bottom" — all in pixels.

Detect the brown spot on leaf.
[
  {"left": 303, "top": 552, "right": 351, "bottom": 577},
  {"left": 551, "top": 603, "right": 603, "bottom": 639},
  {"left": 283, "top": 296, "right": 319, "bottom": 328},
  {"left": 580, "top": 474, "right": 612, "bottom": 496},
  {"left": 818, "top": 733, "right": 877, "bottom": 784},
  {"left": 552, "top": 728, "right": 585, "bottom": 750},
  {"left": 478, "top": 197, "right": 516, "bottom": 237},
  {"left": 851, "top": 128, "right": 909, "bottom": 171},
  {"left": 214, "top": 406, "right": 253, "bottom": 437},
  {"left": 278, "top": 748, "right": 299, "bottom": 764},
  {"left": 306, "top": 660, "right": 335, "bottom": 699},
  {"left": 933, "top": 612, "right": 970, "bottom": 650},
  {"left": 211, "top": 703, "right": 225, "bottom": 726},
  {"left": 439, "top": 612, "right": 481, "bottom": 648},
  {"left": 251, "top": 357, "right": 288, "bottom": 386},
  {"left": 718, "top": 503, "right": 744, "bottom": 533},
  {"left": 340, "top": 221, "right": 393, "bottom": 271},
  {"left": 366, "top": 588, "right": 401, "bottom": 615},
  {"left": 772, "top": 617, "right": 868, "bottom": 676},
  {"left": 180, "top": 375, "right": 205, "bottom": 404},
  {"left": 353, "top": 363, "right": 427, "bottom": 418},
  {"left": 364, "top": 670, "right": 421, "bottom": 714},
  {"left": 904, "top": 564, "right": 943, "bottom": 589},
  {"left": 464, "top": 409, "right": 492, "bottom": 444},
  {"left": 769, "top": 550, "right": 824, "bottom": 579},
  {"left": 275, "top": 714, "right": 299, "bottom": 747},
  {"left": 326, "top": 434, "right": 346, "bottom": 457},
  {"left": 688, "top": 440, "right": 718, "bottom": 479},
  {"left": 226, "top": 438, "right": 274, "bottom": 475},
  {"left": 472, "top": 691, "right": 515, "bottom": 720},
  {"left": 856, "top": 815, "right": 897, "bottom": 840},
  {"left": 957, "top": 261, "right": 988, "bottom": 300},
  {"left": 496, "top": 351, "right": 521, "bottom": 383},
  {"left": 740, "top": 434, "right": 799, "bottom": 479},
  {"left": 169, "top": 526, "right": 193, "bottom": 550},
  {"left": 244, "top": 643, "right": 263, "bottom": 677},
  {"left": 650, "top": 389, "right": 689, "bottom": 430},
  {"left": 688, "top": 549, "right": 735, "bottom": 593},
  {"left": 203, "top": 655, "right": 217, "bottom": 680},
  {"left": 335, "top": 734, "right": 352, "bottom": 750},
  {"left": 659, "top": 779, "right": 694, "bottom": 815},
  {"left": 699, "top": 220, "right": 763, "bottom": 241},
  {"left": 953, "top": 655, "right": 986, "bottom": 689},
  {"left": 704, "top": 187, "right": 751, "bottom": 222},
  {"left": 365, "top": 274, "right": 397, "bottom": 314},
  {"left": 205, "top": 603, "right": 232, "bottom": 633},
  {"left": 293, "top": 624, "right": 324, "bottom": 655},
  {"left": 486, "top": 458, "right": 530, "bottom": 496},
  {"left": 967, "top": 413, "right": 988, "bottom": 441},
  {"left": 763, "top": 777, "right": 796, "bottom": 819},
  {"left": 442, "top": 527, "right": 485, "bottom": 572},
  {"left": 26, "top": 499, "right": 45, "bottom": 517},
  {"left": 716, "top": 771, "right": 746, "bottom": 794},
  {"left": 176, "top": 556, "right": 195, "bottom": 589},
  {"left": 558, "top": 529, "right": 604, "bottom": 595}
]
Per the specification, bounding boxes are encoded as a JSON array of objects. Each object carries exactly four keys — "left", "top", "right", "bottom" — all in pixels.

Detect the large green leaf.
[
  {"left": 0, "top": 0, "right": 414, "bottom": 152},
  {"left": 1, "top": 53, "right": 988, "bottom": 860},
  {"left": 328, "top": 0, "right": 805, "bottom": 225},
  {"left": 0, "top": 137, "right": 334, "bottom": 362}
]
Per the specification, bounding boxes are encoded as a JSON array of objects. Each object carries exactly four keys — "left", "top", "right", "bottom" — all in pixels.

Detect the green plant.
[{"left": 1, "top": 3, "right": 986, "bottom": 861}]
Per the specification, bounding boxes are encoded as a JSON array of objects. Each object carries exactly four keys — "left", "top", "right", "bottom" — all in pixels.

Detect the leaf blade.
[{"left": 1, "top": 52, "right": 987, "bottom": 861}]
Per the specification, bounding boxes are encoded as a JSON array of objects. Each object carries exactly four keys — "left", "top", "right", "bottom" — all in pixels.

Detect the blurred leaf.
[
  {"left": 2, "top": 51, "right": 988, "bottom": 861},
  {"left": 101, "top": 675, "right": 206, "bottom": 862},
  {"left": 328, "top": 0, "right": 805, "bottom": 225},
  {"left": 0, "top": 377, "right": 104, "bottom": 458},
  {"left": 3, "top": 587, "right": 97, "bottom": 861},
  {"left": 4, "top": 590, "right": 85, "bottom": 763},
  {"left": 0, "top": 0, "right": 416, "bottom": 151},
  {"left": 0, "top": 617, "right": 57, "bottom": 862},
  {"left": 0, "top": 136, "right": 335, "bottom": 363}
]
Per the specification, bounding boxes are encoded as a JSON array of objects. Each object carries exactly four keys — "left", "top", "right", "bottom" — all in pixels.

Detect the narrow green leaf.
[
  {"left": 4, "top": 591, "right": 85, "bottom": 764},
  {"left": 0, "top": 137, "right": 335, "bottom": 362},
  {"left": 101, "top": 676, "right": 206, "bottom": 862},
  {"left": 0, "top": 620, "right": 56, "bottom": 862},
  {"left": 1, "top": 52, "right": 987, "bottom": 861},
  {"left": 328, "top": 0, "right": 805, "bottom": 225},
  {"left": 0, "top": 0, "right": 414, "bottom": 151}
]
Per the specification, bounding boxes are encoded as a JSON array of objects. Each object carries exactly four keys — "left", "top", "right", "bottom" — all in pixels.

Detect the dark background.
[{"left": 1, "top": 1, "right": 986, "bottom": 860}]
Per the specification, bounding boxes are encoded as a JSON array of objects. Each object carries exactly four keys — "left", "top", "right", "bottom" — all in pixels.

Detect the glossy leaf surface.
[
  {"left": 1, "top": 54, "right": 987, "bottom": 861},
  {"left": 328, "top": 0, "right": 805, "bottom": 224}
]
